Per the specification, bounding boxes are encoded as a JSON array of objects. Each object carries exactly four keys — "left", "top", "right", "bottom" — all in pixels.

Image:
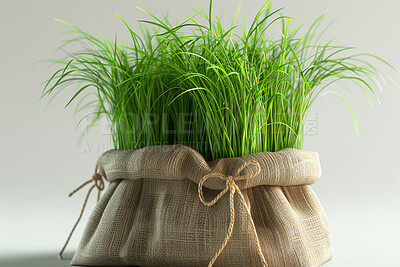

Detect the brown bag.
[{"left": 68, "top": 144, "right": 332, "bottom": 266}]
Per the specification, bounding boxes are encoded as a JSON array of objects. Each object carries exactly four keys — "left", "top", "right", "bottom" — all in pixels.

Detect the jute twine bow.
[
  {"left": 58, "top": 161, "right": 104, "bottom": 260},
  {"left": 198, "top": 160, "right": 268, "bottom": 267}
]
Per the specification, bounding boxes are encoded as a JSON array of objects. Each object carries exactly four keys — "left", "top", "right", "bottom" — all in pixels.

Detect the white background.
[{"left": 1, "top": 0, "right": 399, "bottom": 266}]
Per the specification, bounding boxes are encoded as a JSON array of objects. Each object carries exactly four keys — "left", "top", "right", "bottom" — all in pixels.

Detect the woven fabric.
[{"left": 71, "top": 144, "right": 332, "bottom": 267}]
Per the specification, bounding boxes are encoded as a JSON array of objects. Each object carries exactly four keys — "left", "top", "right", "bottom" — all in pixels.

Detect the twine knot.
[
  {"left": 58, "top": 161, "right": 104, "bottom": 260},
  {"left": 198, "top": 160, "right": 268, "bottom": 267},
  {"left": 90, "top": 173, "right": 105, "bottom": 193}
]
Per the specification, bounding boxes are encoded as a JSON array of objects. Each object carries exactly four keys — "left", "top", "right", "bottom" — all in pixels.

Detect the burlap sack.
[{"left": 70, "top": 144, "right": 332, "bottom": 267}]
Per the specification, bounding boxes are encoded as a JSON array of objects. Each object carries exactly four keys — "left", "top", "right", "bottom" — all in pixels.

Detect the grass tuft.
[{"left": 42, "top": 1, "right": 390, "bottom": 160}]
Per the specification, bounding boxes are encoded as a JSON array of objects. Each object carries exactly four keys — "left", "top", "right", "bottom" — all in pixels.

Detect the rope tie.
[
  {"left": 198, "top": 160, "right": 268, "bottom": 267},
  {"left": 58, "top": 162, "right": 104, "bottom": 260}
]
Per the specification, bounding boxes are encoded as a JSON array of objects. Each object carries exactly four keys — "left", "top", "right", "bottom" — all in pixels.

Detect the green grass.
[{"left": 42, "top": 1, "right": 390, "bottom": 160}]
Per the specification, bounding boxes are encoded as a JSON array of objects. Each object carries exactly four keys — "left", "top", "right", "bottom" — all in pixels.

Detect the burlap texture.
[{"left": 71, "top": 144, "right": 332, "bottom": 267}]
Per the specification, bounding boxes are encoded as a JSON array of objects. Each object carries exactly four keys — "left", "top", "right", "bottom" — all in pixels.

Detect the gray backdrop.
[{"left": 1, "top": 0, "right": 399, "bottom": 266}]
